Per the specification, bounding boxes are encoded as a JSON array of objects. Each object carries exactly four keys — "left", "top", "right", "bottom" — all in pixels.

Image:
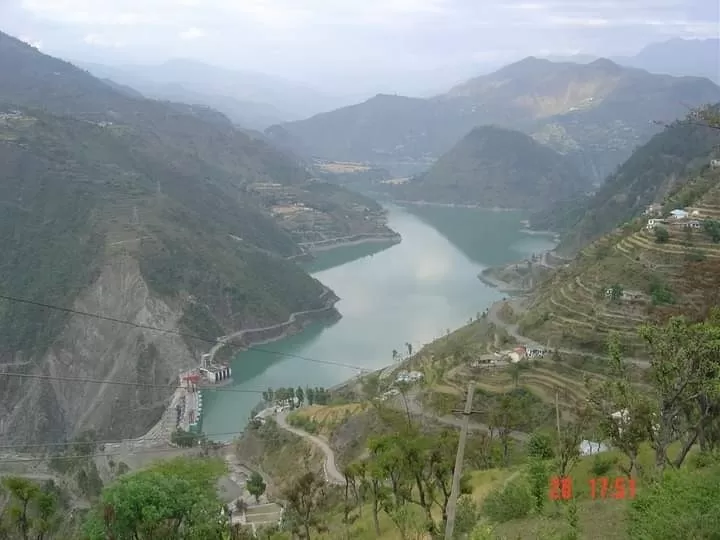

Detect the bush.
[
  {"left": 590, "top": 455, "right": 616, "bottom": 477},
  {"left": 654, "top": 227, "right": 669, "bottom": 243},
  {"left": 527, "top": 431, "right": 555, "bottom": 460},
  {"left": 482, "top": 478, "right": 533, "bottom": 523}
]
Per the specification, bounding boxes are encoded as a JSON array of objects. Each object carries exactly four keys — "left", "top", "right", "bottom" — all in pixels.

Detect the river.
[{"left": 202, "top": 205, "right": 556, "bottom": 440}]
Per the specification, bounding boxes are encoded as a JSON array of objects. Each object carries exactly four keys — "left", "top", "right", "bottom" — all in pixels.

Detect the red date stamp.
[{"left": 549, "top": 476, "right": 636, "bottom": 500}]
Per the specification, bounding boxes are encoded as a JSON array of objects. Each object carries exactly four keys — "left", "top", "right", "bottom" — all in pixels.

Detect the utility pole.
[{"left": 444, "top": 383, "right": 482, "bottom": 540}]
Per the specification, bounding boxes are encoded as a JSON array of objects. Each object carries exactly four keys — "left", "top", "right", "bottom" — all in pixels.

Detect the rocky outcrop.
[{"left": 0, "top": 255, "right": 196, "bottom": 445}]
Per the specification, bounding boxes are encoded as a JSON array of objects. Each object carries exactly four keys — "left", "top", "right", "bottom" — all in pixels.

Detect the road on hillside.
[
  {"left": 486, "top": 299, "right": 650, "bottom": 368},
  {"left": 275, "top": 410, "right": 345, "bottom": 485},
  {"left": 394, "top": 391, "right": 529, "bottom": 441}
]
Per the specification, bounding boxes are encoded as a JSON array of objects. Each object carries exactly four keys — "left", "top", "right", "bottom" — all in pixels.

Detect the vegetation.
[
  {"left": 547, "top": 110, "right": 720, "bottom": 254},
  {"left": 271, "top": 57, "right": 720, "bottom": 185},
  {"left": 82, "top": 457, "right": 227, "bottom": 539},
  {"left": 394, "top": 125, "right": 586, "bottom": 209}
]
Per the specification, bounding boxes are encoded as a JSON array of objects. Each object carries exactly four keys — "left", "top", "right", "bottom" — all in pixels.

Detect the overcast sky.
[{"left": 1, "top": 0, "right": 718, "bottom": 94}]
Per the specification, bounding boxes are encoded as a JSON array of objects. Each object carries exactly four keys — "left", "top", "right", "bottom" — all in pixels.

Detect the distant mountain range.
[
  {"left": 78, "top": 59, "right": 360, "bottom": 130},
  {"left": 389, "top": 125, "right": 586, "bottom": 210},
  {"left": 544, "top": 38, "right": 720, "bottom": 83},
  {"left": 267, "top": 57, "right": 720, "bottom": 182}
]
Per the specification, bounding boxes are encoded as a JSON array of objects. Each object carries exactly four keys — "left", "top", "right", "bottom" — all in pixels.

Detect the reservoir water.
[{"left": 202, "top": 205, "right": 556, "bottom": 440}]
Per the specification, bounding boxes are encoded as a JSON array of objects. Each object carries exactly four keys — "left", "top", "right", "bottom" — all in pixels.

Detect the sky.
[{"left": 1, "top": 0, "right": 718, "bottom": 94}]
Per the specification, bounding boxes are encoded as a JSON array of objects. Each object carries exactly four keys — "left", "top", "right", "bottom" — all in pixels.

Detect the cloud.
[
  {"left": 19, "top": 35, "right": 43, "bottom": 49},
  {"left": 6, "top": 0, "right": 718, "bottom": 92},
  {"left": 179, "top": 27, "right": 205, "bottom": 40},
  {"left": 83, "top": 33, "right": 125, "bottom": 48}
]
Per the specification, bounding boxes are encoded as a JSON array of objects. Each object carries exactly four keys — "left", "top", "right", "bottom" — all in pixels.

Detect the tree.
[
  {"left": 527, "top": 430, "right": 555, "bottom": 460},
  {"left": 405, "top": 342, "right": 413, "bottom": 356},
  {"left": 283, "top": 472, "right": 327, "bottom": 540},
  {"left": 82, "top": 457, "right": 227, "bottom": 539},
  {"left": 527, "top": 458, "right": 550, "bottom": 512},
  {"left": 392, "top": 349, "right": 399, "bottom": 362},
  {"left": 306, "top": 387, "right": 315, "bottom": 406},
  {"left": 489, "top": 393, "right": 528, "bottom": 465},
  {"left": 654, "top": 226, "right": 669, "bottom": 243},
  {"left": 246, "top": 472, "right": 266, "bottom": 504},
  {"left": 295, "top": 386, "right": 305, "bottom": 406},
  {"left": 509, "top": 363, "right": 522, "bottom": 388},
  {"left": 1, "top": 477, "right": 59, "bottom": 540}
]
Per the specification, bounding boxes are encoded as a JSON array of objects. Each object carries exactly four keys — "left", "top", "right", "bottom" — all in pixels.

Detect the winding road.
[{"left": 275, "top": 410, "right": 345, "bottom": 485}]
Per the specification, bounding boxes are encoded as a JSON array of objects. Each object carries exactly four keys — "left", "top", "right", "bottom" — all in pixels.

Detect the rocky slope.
[{"left": 0, "top": 33, "right": 357, "bottom": 445}]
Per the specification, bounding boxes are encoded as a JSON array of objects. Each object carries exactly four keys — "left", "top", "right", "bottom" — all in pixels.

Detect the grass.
[{"left": 289, "top": 404, "right": 367, "bottom": 437}]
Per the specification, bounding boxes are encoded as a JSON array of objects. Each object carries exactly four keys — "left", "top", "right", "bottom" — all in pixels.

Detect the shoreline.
[
  {"left": 297, "top": 232, "right": 401, "bottom": 254},
  {"left": 394, "top": 200, "right": 523, "bottom": 211},
  {"left": 477, "top": 269, "right": 528, "bottom": 295},
  {"left": 208, "top": 287, "right": 341, "bottom": 365}
]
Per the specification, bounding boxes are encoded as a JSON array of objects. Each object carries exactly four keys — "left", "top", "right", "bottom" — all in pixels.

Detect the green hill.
[
  {"left": 392, "top": 125, "right": 586, "bottom": 209},
  {"left": 0, "top": 32, "right": 344, "bottom": 445},
  {"left": 268, "top": 58, "right": 720, "bottom": 181},
  {"left": 532, "top": 113, "right": 720, "bottom": 254}
]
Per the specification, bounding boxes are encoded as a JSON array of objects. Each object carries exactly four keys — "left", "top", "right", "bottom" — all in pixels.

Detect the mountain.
[
  {"left": 614, "top": 38, "right": 720, "bottom": 84},
  {"left": 533, "top": 113, "right": 720, "bottom": 254},
  {"left": 520, "top": 162, "right": 720, "bottom": 354},
  {"left": 79, "top": 59, "right": 352, "bottom": 125},
  {"left": 0, "top": 31, "right": 351, "bottom": 445},
  {"left": 391, "top": 125, "right": 586, "bottom": 209},
  {"left": 268, "top": 58, "right": 720, "bottom": 181}
]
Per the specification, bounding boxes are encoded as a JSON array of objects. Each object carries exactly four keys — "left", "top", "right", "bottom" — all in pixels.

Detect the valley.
[{"left": 2, "top": 24, "right": 720, "bottom": 540}]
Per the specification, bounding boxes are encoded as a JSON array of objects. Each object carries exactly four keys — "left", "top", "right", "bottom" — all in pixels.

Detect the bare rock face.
[{"left": 0, "top": 255, "right": 195, "bottom": 445}]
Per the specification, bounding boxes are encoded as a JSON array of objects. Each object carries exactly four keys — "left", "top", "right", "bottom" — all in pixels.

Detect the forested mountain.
[
  {"left": 0, "top": 31, "right": 342, "bottom": 445},
  {"left": 391, "top": 125, "right": 585, "bottom": 209},
  {"left": 268, "top": 58, "right": 720, "bottom": 180},
  {"left": 532, "top": 112, "right": 720, "bottom": 254}
]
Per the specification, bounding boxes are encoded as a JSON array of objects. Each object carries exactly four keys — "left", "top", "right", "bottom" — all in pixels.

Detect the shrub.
[
  {"left": 654, "top": 227, "right": 669, "bottom": 243},
  {"left": 482, "top": 478, "right": 533, "bottom": 523},
  {"left": 527, "top": 431, "right": 555, "bottom": 460},
  {"left": 590, "top": 454, "right": 617, "bottom": 477}
]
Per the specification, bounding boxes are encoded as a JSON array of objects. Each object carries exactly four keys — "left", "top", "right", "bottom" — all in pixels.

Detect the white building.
[
  {"left": 579, "top": 440, "right": 609, "bottom": 456},
  {"left": 670, "top": 209, "right": 689, "bottom": 220}
]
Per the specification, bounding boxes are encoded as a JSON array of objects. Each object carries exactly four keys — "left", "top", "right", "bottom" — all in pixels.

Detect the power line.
[
  {"left": 0, "top": 443, "right": 237, "bottom": 464},
  {"left": 0, "top": 292, "right": 369, "bottom": 371},
  {"left": 0, "top": 429, "right": 257, "bottom": 451},
  {"left": 0, "top": 371, "right": 268, "bottom": 394}
]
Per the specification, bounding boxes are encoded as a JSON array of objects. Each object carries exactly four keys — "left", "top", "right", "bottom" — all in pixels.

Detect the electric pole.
[{"left": 444, "top": 383, "right": 482, "bottom": 540}]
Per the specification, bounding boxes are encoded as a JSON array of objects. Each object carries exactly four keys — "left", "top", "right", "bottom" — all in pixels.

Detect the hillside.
[
  {"left": 0, "top": 32, "right": 370, "bottom": 446},
  {"left": 391, "top": 125, "right": 586, "bottom": 209},
  {"left": 267, "top": 58, "right": 720, "bottom": 180},
  {"left": 532, "top": 114, "right": 720, "bottom": 254},
  {"left": 519, "top": 165, "right": 720, "bottom": 354}
]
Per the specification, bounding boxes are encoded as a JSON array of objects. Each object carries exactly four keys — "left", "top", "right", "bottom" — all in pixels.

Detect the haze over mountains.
[
  {"left": 545, "top": 38, "right": 720, "bottom": 83},
  {"left": 79, "top": 59, "right": 364, "bottom": 130},
  {"left": 268, "top": 56, "right": 720, "bottom": 182}
]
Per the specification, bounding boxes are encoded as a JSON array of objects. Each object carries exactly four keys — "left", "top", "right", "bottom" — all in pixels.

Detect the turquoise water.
[{"left": 202, "top": 205, "right": 556, "bottom": 440}]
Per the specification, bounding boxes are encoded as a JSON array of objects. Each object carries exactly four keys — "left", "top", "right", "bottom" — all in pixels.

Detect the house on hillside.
[
  {"left": 646, "top": 218, "right": 666, "bottom": 230},
  {"left": 711, "top": 159, "right": 720, "bottom": 169},
  {"left": 670, "top": 209, "right": 689, "bottom": 220},
  {"left": 683, "top": 220, "right": 702, "bottom": 230}
]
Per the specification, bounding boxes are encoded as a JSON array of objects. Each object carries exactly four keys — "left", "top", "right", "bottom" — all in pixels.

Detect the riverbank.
[
  {"left": 209, "top": 287, "right": 341, "bottom": 365},
  {"left": 477, "top": 268, "right": 528, "bottom": 295},
  {"left": 297, "top": 231, "right": 401, "bottom": 254},
  {"left": 395, "top": 200, "right": 522, "bottom": 211}
]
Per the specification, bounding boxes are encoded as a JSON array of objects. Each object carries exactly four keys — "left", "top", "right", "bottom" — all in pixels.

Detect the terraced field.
[{"left": 519, "top": 174, "right": 720, "bottom": 354}]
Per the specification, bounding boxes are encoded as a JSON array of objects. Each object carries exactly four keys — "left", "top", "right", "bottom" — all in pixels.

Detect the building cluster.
[{"left": 645, "top": 206, "right": 703, "bottom": 231}]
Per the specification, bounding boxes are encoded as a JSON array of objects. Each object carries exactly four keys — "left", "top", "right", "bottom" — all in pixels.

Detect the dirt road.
[{"left": 275, "top": 411, "right": 345, "bottom": 485}]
